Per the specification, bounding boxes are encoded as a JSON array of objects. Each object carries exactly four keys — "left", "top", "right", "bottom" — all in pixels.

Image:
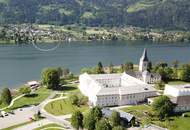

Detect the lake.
[{"left": 0, "top": 40, "right": 190, "bottom": 88}]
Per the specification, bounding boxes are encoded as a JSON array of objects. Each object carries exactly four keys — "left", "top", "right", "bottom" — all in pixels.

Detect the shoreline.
[{"left": 0, "top": 39, "right": 189, "bottom": 45}]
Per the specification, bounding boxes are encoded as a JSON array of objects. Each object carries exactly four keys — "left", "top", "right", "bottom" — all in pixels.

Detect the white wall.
[
  {"left": 164, "top": 85, "right": 180, "bottom": 97},
  {"left": 79, "top": 73, "right": 101, "bottom": 106}
]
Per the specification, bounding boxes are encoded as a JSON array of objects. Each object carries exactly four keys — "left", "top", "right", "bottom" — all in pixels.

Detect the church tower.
[{"left": 139, "top": 48, "right": 149, "bottom": 72}]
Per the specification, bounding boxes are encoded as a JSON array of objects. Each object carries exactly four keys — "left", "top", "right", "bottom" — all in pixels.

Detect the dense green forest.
[{"left": 0, "top": 0, "right": 190, "bottom": 30}]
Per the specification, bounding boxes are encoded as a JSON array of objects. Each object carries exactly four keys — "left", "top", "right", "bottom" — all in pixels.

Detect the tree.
[
  {"left": 96, "top": 62, "right": 104, "bottom": 74},
  {"left": 147, "top": 61, "right": 152, "bottom": 71},
  {"left": 69, "top": 94, "right": 79, "bottom": 106},
  {"left": 1, "top": 88, "right": 12, "bottom": 105},
  {"left": 120, "top": 64, "right": 124, "bottom": 72},
  {"left": 124, "top": 62, "right": 133, "bottom": 71},
  {"left": 83, "top": 112, "right": 96, "bottom": 130},
  {"left": 96, "top": 118, "right": 112, "bottom": 130},
  {"left": 41, "top": 68, "right": 60, "bottom": 89},
  {"left": 57, "top": 67, "right": 63, "bottom": 77},
  {"left": 152, "top": 96, "right": 174, "bottom": 120},
  {"left": 91, "top": 106, "right": 103, "bottom": 121},
  {"left": 178, "top": 64, "right": 190, "bottom": 81},
  {"left": 19, "top": 86, "right": 31, "bottom": 95},
  {"left": 109, "top": 62, "right": 114, "bottom": 73},
  {"left": 153, "top": 66, "right": 173, "bottom": 81},
  {"left": 112, "top": 126, "right": 125, "bottom": 130},
  {"left": 71, "top": 110, "right": 83, "bottom": 130},
  {"left": 155, "top": 81, "right": 165, "bottom": 90},
  {"left": 109, "top": 111, "right": 121, "bottom": 127}
]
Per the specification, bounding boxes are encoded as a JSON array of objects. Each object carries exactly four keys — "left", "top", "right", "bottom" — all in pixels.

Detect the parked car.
[{"left": 1, "top": 111, "right": 8, "bottom": 117}]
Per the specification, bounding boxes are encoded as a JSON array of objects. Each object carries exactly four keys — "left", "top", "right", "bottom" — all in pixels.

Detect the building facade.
[
  {"left": 164, "top": 84, "right": 190, "bottom": 112},
  {"left": 79, "top": 72, "right": 157, "bottom": 107}
]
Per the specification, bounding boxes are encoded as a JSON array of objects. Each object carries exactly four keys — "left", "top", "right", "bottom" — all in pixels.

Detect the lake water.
[{"left": 0, "top": 40, "right": 190, "bottom": 88}]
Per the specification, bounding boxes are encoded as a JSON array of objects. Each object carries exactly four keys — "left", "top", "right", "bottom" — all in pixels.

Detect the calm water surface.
[{"left": 0, "top": 41, "right": 190, "bottom": 88}]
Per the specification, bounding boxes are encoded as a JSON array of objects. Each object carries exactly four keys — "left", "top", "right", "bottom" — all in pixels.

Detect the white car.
[{"left": 1, "top": 111, "right": 8, "bottom": 117}]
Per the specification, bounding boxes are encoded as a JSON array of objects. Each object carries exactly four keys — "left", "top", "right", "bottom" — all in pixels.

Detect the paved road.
[
  {"left": 39, "top": 96, "right": 72, "bottom": 129},
  {"left": 0, "top": 106, "right": 35, "bottom": 129},
  {"left": 32, "top": 92, "right": 56, "bottom": 113},
  {"left": 13, "top": 119, "right": 52, "bottom": 130},
  {"left": 12, "top": 112, "right": 72, "bottom": 130},
  {"left": 31, "top": 92, "right": 73, "bottom": 129}
]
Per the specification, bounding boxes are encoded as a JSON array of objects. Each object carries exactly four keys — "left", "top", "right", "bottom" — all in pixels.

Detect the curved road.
[{"left": 14, "top": 92, "right": 72, "bottom": 130}]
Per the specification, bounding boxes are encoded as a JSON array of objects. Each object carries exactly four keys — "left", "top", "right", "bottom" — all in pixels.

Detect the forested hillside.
[{"left": 0, "top": 0, "right": 190, "bottom": 30}]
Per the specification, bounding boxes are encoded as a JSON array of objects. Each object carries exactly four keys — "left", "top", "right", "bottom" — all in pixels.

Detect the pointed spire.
[{"left": 141, "top": 48, "right": 149, "bottom": 61}]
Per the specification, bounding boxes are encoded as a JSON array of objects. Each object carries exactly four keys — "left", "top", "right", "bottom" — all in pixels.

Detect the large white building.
[
  {"left": 79, "top": 72, "right": 157, "bottom": 107},
  {"left": 164, "top": 84, "right": 190, "bottom": 112},
  {"left": 79, "top": 49, "right": 160, "bottom": 107}
]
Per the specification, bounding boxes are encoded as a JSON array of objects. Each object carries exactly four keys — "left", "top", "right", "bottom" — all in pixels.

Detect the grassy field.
[
  {"left": 121, "top": 105, "right": 190, "bottom": 130},
  {"left": 62, "top": 83, "right": 80, "bottom": 95},
  {"left": 168, "top": 81, "right": 190, "bottom": 85},
  {"left": 121, "top": 105, "right": 152, "bottom": 121},
  {"left": 8, "top": 87, "right": 51, "bottom": 110},
  {"left": 34, "top": 123, "right": 64, "bottom": 130},
  {"left": 44, "top": 98, "right": 89, "bottom": 116}
]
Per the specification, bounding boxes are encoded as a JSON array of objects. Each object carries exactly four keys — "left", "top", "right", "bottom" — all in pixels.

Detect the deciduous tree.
[
  {"left": 152, "top": 96, "right": 174, "bottom": 120},
  {"left": 71, "top": 110, "right": 83, "bottom": 130},
  {"left": 83, "top": 112, "right": 96, "bottom": 130},
  {"left": 41, "top": 68, "right": 60, "bottom": 89},
  {"left": 109, "top": 111, "right": 121, "bottom": 127},
  {"left": 1, "top": 88, "right": 12, "bottom": 105},
  {"left": 96, "top": 118, "right": 112, "bottom": 130}
]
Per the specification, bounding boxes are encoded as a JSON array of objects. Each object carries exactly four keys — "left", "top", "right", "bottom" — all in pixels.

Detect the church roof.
[{"left": 141, "top": 48, "right": 149, "bottom": 61}]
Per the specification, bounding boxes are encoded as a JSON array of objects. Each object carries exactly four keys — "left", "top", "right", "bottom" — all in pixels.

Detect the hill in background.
[{"left": 0, "top": 0, "right": 190, "bottom": 30}]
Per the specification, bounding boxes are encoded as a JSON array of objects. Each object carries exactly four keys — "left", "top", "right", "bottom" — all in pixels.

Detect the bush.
[
  {"left": 69, "top": 94, "right": 88, "bottom": 106},
  {"left": 155, "top": 81, "right": 165, "bottom": 90},
  {"left": 69, "top": 94, "right": 79, "bottom": 106},
  {"left": 19, "top": 86, "right": 31, "bottom": 95}
]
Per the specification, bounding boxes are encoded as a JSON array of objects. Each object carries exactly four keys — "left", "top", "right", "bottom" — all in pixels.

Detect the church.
[
  {"left": 126, "top": 49, "right": 161, "bottom": 84},
  {"left": 79, "top": 49, "right": 161, "bottom": 107}
]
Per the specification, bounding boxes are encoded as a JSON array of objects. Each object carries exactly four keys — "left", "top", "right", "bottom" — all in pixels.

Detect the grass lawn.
[
  {"left": 122, "top": 105, "right": 190, "bottom": 130},
  {"left": 121, "top": 105, "right": 152, "bottom": 122},
  {"left": 170, "top": 115, "right": 190, "bottom": 130},
  {"left": 8, "top": 87, "right": 51, "bottom": 110},
  {"left": 62, "top": 83, "right": 80, "bottom": 95},
  {"left": 152, "top": 113, "right": 190, "bottom": 130},
  {"left": 34, "top": 123, "right": 64, "bottom": 130},
  {"left": 44, "top": 98, "right": 89, "bottom": 116},
  {"left": 168, "top": 81, "right": 190, "bottom": 85},
  {"left": 0, "top": 102, "right": 8, "bottom": 109}
]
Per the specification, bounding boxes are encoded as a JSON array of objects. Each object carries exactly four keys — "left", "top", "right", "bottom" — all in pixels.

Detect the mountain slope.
[{"left": 0, "top": 0, "right": 190, "bottom": 30}]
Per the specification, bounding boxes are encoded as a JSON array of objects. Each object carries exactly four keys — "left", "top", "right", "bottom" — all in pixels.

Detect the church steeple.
[
  {"left": 141, "top": 48, "right": 149, "bottom": 61},
  {"left": 139, "top": 48, "right": 149, "bottom": 72}
]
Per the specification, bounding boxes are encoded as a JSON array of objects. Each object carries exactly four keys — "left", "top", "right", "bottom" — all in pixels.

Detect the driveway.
[{"left": 0, "top": 106, "right": 35, "bottom": 129}]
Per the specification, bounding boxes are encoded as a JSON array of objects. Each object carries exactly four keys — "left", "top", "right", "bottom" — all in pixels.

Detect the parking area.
[{"left": 0, "top": 106, "right": 35, "bottom": 129}]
